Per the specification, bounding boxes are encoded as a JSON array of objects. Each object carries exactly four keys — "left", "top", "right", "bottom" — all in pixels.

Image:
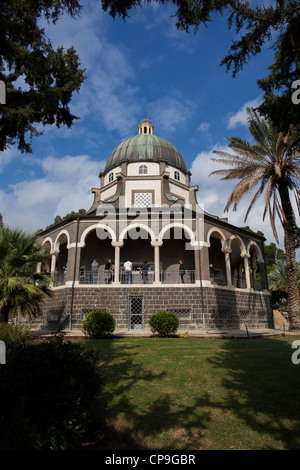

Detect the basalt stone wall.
[{"left": 31, "top": 286, "right": 273, "bottom": 331}]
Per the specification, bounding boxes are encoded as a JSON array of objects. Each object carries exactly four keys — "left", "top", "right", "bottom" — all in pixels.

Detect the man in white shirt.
[{"left": 123, "top": 260, "right": 133, "bottom": 284}]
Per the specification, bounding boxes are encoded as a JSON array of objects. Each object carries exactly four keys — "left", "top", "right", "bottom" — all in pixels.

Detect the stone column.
[
  {"left": 192, "top": 243, "right": 209, "bottom": 283},
  {"left": 251, "top": 252, "right": 257, "bottom": 290},
  {"left": 50, "top": 252, "right": 58, "bottom": 275},
  {"left": 65, "top": 246, "right": 81, "bottom": 285},
  {"left": 242, "top": 254, "right": 251, "bottom": 289},
  {"left": 223, "top": 249, "right": 232, "bottom": 286},
  {"left": 112, "top": 241, "right": 124, "bottom": 284},
  {"left": 193, "top": 245, "right": 201, "bottom": 282},
  {"left": 151, "top": 241, "right": 163, "bottom": 284},
  {"left": 198, "top": 245, "right": 210, "bottom": 282},
  {"left": 259, "top": 262, "right": 268, "bottom": 291},
  {"left": 49, "top": 251, "right": 58, "bottom": 286}
]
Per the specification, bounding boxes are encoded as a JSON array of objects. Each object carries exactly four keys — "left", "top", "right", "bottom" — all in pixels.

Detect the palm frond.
[
  {"left": 210, "top": 107, "right": 300, "bottom": 235},
  {"left": 0, "top": 225, "right": 53, "bottom": 321},
  {"left": 243, "top": 184, "right": 264, "bottom": 222},
  {"left": 269, "top": 200, "right": 279, "bottom": 244}
]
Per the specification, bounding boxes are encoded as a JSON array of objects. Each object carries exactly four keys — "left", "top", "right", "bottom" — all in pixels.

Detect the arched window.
[
  {"left": 139, "top": 165, "right": 148, "bottom": 175},
  {"left": 108, "top": 172, "right": 114, "bottom": 183},
  {"left": 174, "top": 170, "right": 180, "bottom": 181}
]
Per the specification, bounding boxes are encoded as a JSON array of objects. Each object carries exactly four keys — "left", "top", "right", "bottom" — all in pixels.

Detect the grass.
[{"left": 82, "top": 336, "right": 300, "bottom": 450}]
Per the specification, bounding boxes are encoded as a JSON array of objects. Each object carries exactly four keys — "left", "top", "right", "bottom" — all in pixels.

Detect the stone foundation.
[{"left": 29, "top": 285, "right": 273, "bottom": 331}]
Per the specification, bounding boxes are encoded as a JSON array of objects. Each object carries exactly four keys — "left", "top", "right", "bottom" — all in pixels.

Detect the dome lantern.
[{"left": 138, "top": 115, "right": 154, "bottom": 135}]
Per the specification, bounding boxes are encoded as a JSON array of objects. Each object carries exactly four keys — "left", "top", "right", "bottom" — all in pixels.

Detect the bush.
[
  {"left": 0, "top": 334, "right": 100, "bottom": 450},
  {"left": 0, "top": 322, "right": 31, "bottom": 349},
  {"left": 82, "top": 310, "right": 116, "bottom": 339},
  {"left": 148, "top": 311, "right": 179, "bottom": 337}
]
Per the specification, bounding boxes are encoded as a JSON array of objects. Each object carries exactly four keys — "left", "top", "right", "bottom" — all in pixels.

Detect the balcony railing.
[
  {"left": 52, "top": 269, "right": 262, "bottom": 290},
  {"left": 160, "top": 270, "right": 195, "bottom": 284},
  {"left": 78, "top": 270, "right": 196, "bottom": 285}
]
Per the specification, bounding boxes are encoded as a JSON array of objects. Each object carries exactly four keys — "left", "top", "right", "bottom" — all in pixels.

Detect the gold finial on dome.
[{"left": 138, "top": 116, "right": 154, "bottom": 135}]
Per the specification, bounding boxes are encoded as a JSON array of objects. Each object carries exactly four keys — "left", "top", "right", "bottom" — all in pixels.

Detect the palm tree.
[
  {"left": 210, "top": 108, "right": 300, "bottom": 329},
  {"left": 268, "top": 259, "right": 300, "bottom": 295},
  {"left": 0, "top": 225, "right": 53, "bottom": 323}
]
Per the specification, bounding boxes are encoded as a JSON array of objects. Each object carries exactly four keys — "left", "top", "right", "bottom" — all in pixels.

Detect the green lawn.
[{"left": 82, "top": 336, "right": 300, "bottom": 450}]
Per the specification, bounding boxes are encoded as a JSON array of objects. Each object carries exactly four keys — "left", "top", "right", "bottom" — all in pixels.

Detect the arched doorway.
[
  {"left": 249, "top": 244, "right": 263, "bottom": 291},
  {"left": 79, "top": 228, "right": 114, "bottom": 284},
  {"left": 208, "top": 230, "right": 227, "bottom": 285},
  {"left": 55, "top": 233, "right": 68, "bottom": 284},
  {"left": 160, "top": 227, "right": 195, "bottom": 284},
  {"left": 120, "top": 227, "right": 154, "bottom": 284},
  {"left": 230, "top": 238, "right": 246, "bottom": 288}
]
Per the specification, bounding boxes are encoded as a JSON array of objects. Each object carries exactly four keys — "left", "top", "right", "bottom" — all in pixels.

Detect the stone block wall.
[{"left": 31, "top": 285, "right": 273, "bottom": 331}]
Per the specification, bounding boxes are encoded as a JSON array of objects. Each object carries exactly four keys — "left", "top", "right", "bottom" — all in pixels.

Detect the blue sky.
[{"left": 0, "top": 1, "right": 298, "bottom": 256}]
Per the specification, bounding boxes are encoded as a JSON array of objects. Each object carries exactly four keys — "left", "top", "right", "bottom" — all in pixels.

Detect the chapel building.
[{"left": 36, "top": 118, "right": 273, "bottom": 331}]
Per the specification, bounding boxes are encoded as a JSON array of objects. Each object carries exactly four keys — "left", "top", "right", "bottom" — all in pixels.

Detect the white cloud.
[
  {"left": 1, "top": 154, "right": 105, "bottom": 233},
  {"left": 0, "top": 148, "right": 19, "bottom": 173},
  {"left": 197, "top": 122, "right": 210, "bottom": 132},
  {"left": 43, "top": 3, "right": 140, "bottom": 137},
  {"left": 149, "top": 96, "right": 197, "bottom": 134},
  {"left": 227, "top": 96, "right": 262, "bottom": 129}
]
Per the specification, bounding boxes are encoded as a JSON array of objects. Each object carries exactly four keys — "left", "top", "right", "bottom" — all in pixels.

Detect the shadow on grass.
[
  {"left": 83, "top": 336, "right": 300, "bottom": 450},
  {"left": 83, "top": 338, "right": 213, "bottom": 450},
  {"left": 207, "top": 337, "right": 300, "bottom": 450}
]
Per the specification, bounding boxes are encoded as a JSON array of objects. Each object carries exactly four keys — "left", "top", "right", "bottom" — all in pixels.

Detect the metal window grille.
[
  {"left": 81, "top": 309, "right": 107, "bottom": 320},
  {"left": 129, "top": 296, "right": 144, "bottom": 329},
  {"left": 258, "top": 310, "right": 267, "bottom": 319},
  {"left": 47, "top": 309, "right": 62, "bottom": 322},
  {"left": 166, "top": 308, "right": 193, "bottom": 320},
  {"left": 134, "top": 192, "right": 152, "bottom": 207},
  {"left": 240, "top": 310, "right": 248, "bottom": 320},
  {"left": 218, "top": 309, "right": 233, "bottom": 320}
]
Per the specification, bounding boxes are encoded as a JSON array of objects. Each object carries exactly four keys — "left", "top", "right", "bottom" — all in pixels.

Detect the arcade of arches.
[{"left": 40, "top": 224, "right": 267, "bottom": 291}]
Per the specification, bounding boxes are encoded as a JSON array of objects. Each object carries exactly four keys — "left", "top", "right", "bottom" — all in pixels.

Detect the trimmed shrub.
[
  {"left": 148, "top": 311, "right": 179, "bottom": 337},
  {"left": 0, "top": 322, "right": 31, "bottom": 349},
  {"left": 0, "top": 334, "right": 100, "bottom": 450},
  {"left": 82, "top": 310, "right": 116, "bottom": 339}
]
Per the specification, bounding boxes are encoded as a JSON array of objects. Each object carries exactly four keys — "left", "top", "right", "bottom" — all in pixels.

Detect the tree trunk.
[
  {"left": 278, "top": 182, "right": 300, "bottom": 329},
  {"left": 0, "top": 305, "right": 9, "bottom": 323}
]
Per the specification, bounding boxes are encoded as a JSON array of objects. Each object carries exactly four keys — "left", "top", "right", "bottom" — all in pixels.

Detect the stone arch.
[
  {"left": 54, "top": 230, "right": 71, "bottom": 252},
  {"left": 79, "top": 225, "right": 115, "bottom": 283},
  {"left": 41, "top": 237, "right": 54, "bottom": 253},
  {"left": 120, "top": 223, "right": 156, "bottom": 243},
  {"left": 206, "top": 227, "right": 226, "bottom": 251},
  {"left": 247, "top": 241, "right": 264, "bottom": 263},
  {"left": 54, "top": 231, "right": 69, "bottom": 277},
  {"left": 228, "top": 235, "right": 247, "bottom": 257},
  {"left": 41, "top": 238, "right": 52, "bottom": 272},
  {"left": 248, "top": 241, "right": 264, "bottom": 291},
  {"left": 229, "top": 236, "right": 247, "bottom": 288},
  {"left": 207, "top": 228, "right": 227, "bottom": 285},
  {"left": 158, "top": 222, "right": 196, "bottom": 245},
  {"left": 120, "top": 225, "right": 155, "bottom": 280},
  {"left": 80, "top": 223, "right": 117, "bottom": 248},
  {"left": 159, "top": 224, "right": 195, "bottom": 282}
]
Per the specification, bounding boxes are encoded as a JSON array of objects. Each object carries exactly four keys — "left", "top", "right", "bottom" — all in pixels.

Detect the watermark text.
[
  {"left": 291, "top": 340, "right": 300, "bottom": 365},
  {"left": 0, "top": 80, "right": 6, "bottom": 104},
  {"left": 291, "top": 80, "right": 300, "bottom": 105}
]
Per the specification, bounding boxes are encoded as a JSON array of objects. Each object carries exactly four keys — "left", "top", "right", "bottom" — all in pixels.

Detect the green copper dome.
[{"left": 104, "top": 121, "right": 187, "bottom": 174}]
